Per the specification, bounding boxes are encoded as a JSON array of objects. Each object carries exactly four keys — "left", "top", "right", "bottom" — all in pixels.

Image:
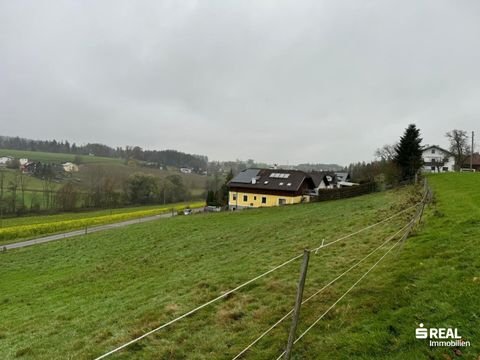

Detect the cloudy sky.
[{"left": 1, "top": 1, "right": 479, "bottom": 165}]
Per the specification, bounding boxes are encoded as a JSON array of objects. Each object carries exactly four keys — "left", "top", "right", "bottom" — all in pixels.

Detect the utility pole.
[{"left": 471, "top": 131, "right": 475, "bottom": 170}]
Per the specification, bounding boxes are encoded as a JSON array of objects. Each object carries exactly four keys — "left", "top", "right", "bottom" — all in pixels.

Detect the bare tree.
[
  {"left": 18, "top": 171, "right": 29, "bottom": 209},
  {"left": 432, "top": 155, "right": 450, "bottom": 173},
  {"left": 0, "top": 170, "right": 4, "bottom": 201},
  {"left": 446, "top": 130, "right": 470, "bottom": 170},
  {"left": 8, "top": 172, "right": 19, "bottom": 213},
  {"left": 55, "top": 182, "right": 78, "bottom": 211},
  {"left": 374, "top": 144, "right": 397, "bottom": 161},
  {"left": 42, "top": 177, "right": 56, "bottom": 209}
]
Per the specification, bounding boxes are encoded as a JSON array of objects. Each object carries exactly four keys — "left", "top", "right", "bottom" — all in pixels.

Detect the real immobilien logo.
[{"left": 416, "top": 323, "right": 471, "bottom": 347}]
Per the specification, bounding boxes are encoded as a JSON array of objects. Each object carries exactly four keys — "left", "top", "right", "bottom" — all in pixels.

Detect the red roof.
[{"left": 464, "top": 153, "right": 480, "bottom": 166}]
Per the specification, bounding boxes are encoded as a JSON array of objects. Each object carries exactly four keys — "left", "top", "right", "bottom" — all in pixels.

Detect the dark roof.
[
  {"left": 335, "top": 172, "right": 350, "bottom": 180},
  {"left": 309, "top": 171, "right": 336, "bottom": 187},
  {"left": 228, "top": 168, "right": 315, "bottom": 192},
  {"left": 464, "top": 153, "right": 480, "bottom": 165}
]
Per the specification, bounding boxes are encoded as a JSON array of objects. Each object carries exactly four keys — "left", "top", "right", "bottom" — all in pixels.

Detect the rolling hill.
[{"left": 0, "top": 173, "right": 478, "bottom": 359}]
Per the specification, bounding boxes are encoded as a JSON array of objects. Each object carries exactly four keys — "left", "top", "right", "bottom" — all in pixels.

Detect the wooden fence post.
[{"left": 284, "top": 249, "right": 310, "bottom": 359}]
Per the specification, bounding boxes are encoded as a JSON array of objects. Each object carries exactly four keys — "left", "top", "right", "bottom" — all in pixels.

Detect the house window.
[
  {"left": 243, "top": 195, "right": 248, "bottom": 202},
  {"left": 279, "top": 198, "right": 286, "bottom": 205},
  {"left": 431, "top": 167, "right": 435, "bottom": 171},
  {"left": 232, "top": 194, "right": 237, "bottom": 201},
  {"left": 443, "top": 167, "right": 448, "bottom": 171},
  {"left": 262, "top": 197, "right": 267, "bottom": 204},
  {"left": 431, "top": 149, "right": 435, "bottom": 154},
  {"left": 254, "top": 196, "right": 257, "bottom": 200},
  {"left": 432, "top": 158, "right": 436, "bottom": 163}
]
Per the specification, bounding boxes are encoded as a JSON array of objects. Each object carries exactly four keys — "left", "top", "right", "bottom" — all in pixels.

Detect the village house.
[
  {"left": 421, "top": 145, "right": 455, "bottom": 173},
  {"left": 180, "top": 167, "right": 193, "bottom": 174},
  {"left": 0, "top": 156, "right": 13, "bottom": 167},
  {"left": 310, "top": 172, "right": 337, "bottom": 194},
  {"left": 227, "top": 168, "right": 315, "bottom": 210},
  {"left": 62, "top": 162, "right": 79, "bottom": 173},
  {"left": 463, "top": 153, "right": 480, "bottom": 171}
]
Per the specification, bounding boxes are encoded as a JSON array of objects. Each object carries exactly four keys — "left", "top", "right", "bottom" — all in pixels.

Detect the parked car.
[{"left": 204, "top": 205, "right": 222, "bottom": 212}]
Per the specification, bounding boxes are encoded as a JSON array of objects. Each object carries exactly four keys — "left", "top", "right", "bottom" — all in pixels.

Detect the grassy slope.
[
  {"left": 0, "top": 174, "right": 478, "bottom": 359},
  {"left": 0, "top": 149, "right": 122, "bottom": 164},
  {"left": 0, "top": 201, "right": 205, "bottom": 245},
  {"left": 1, "top": 202, "right": 203, "bottom": 228},
  {"left": 0, "top": 185, "right": 416, "bottom": 359},
  {"left": 288, "top": 173, "right": 480, "bottom": 360},
  {"left": 0, "top": 169, "right": 48, "bottom": 191}
]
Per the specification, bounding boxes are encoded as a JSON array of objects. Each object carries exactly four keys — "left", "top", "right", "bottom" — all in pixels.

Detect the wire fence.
[{"left": 94, "top": 179, "right": 431, "bottom": 360}]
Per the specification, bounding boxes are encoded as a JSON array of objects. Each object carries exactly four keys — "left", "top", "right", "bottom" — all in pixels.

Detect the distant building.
[
  {"left": 22, "top": 161, "right": 40, "bottom": 174},
  {"left": 463, "top": 153, "right": 480, "bottom": 171},
  {"left": 0, "top": 156, "right": 13, "bottom": 167},
  {"left": 310, "top": 171, "right": 337, "bottom": 193},
  {"left": 62, "top": 162, "right": 79, "bottom": 173},
  {"left": 335, "top": 172, "right": 350, "bottom": 182},
  {"left": 227, "top": 168, "right": 315, "bottom": 210},
  {"left": 180, "top": 167, "right": 193, "bottom": 174},
  {"left": 421, "top": 145, "right": 455, "bottom": 173}
]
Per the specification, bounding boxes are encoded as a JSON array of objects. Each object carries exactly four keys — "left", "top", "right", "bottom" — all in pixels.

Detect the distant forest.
[{"left": 0, "top": 135, "right": 208, "bottom": 170}]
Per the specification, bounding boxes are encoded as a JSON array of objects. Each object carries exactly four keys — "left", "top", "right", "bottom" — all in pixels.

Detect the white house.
[
  {"left": 62, "top": 162, "right": 79, "bottom": 173},
  {"left": 180, "top": 167, "right": 193, "bottom": 174},
  {"left": 421, "top": 145, "right": 455, "bottom": 173},
  {"left": 0, "top": 156, "right": 13, "bottom": 166},
  {"left": 19, "top": 158, "right": 28, "bottom": 166}
]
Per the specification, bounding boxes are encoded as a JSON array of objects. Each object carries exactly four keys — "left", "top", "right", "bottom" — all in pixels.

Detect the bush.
[{"left": 0, "top": 202, "right": 205, "bottom": 242}]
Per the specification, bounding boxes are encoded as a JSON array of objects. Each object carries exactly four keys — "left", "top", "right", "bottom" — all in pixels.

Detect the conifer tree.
[{"left": 394, "top": 124, "right": 423, "bottom": 180}]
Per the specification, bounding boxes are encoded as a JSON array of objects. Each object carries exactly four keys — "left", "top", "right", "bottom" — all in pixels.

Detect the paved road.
[{"left": 3, "top": 208, "right": 203, "bottom": 251}]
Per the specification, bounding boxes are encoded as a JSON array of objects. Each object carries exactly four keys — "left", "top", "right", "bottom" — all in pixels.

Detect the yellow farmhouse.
[{"left": 227, "top": 168, "right": 316, "bottom": 210}]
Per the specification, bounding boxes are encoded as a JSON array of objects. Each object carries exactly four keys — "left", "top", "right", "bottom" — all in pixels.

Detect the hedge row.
[{"left": 0, "top": 202, "right": 205, "bottom": 242}]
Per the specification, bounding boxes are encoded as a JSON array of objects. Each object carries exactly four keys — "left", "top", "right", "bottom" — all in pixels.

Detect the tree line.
[
  {"left": 0, "top": 169, "right": 192, "bottom": 216},
  {"left": 347, "top": 125, "right": 474, "bottom": 184},
  {"left": 0, "top": 135, "right": 208, "bottom": 170}
]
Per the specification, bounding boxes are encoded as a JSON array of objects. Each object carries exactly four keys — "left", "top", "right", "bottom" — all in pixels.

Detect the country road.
[{"left": 3, "top": 208, "right": 204, "bottom": 250}]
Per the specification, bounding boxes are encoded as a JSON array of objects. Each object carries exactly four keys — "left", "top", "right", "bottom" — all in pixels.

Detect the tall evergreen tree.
[{"left": 394, "top": 124, "right": 423, "bottom": 180}]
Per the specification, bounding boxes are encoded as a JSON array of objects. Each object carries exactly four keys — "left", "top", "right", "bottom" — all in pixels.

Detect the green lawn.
[
  {"left": 0, "top": 174, "right": 478, "bottom": 359},
  {"left": 0, "top": 149, "right": 122, "bottom": 165}
]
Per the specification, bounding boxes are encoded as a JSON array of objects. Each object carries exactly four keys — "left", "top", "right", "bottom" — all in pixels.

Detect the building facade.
[
  {"left": 228, "top": 168, "right": 315, "bottom": 210},
  {"left": 421, "top": 145, "right": 455, "bottom": 173}
]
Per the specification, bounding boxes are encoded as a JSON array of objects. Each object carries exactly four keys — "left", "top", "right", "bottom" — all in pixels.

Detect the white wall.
[{"left": 422, "top": 147, "right": 455, "bottom": 172}]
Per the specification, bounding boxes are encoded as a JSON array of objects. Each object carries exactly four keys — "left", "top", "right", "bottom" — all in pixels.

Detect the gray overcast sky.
[{"left": 1, "top": 1, "right": 479, "bottom": 165}]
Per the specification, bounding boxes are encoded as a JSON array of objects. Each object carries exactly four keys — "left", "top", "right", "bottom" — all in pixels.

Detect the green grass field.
[
  {"left": 0, "top": 201, "right": 205, "bottom": 244},
  {"left": 0, "top": 149, "right": 122, "bottom": 165},
  {"left": 0, "top": 173, "right": 478, "bottom": 359}
]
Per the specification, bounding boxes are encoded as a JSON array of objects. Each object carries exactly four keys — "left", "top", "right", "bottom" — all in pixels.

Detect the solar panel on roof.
[{"left": 231, "top": 169, "right": 261, "bottom": 183}]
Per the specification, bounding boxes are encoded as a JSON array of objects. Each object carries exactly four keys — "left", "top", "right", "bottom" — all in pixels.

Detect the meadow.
[
  {"left": 0, "top": 149, "right": 122, "bottom": 165},
  {"left": 0, "top": 201, "right": 205, "bottom": 244},
  {"left": 0, "top": 173, "right": 478, "bottom": 359},
  {"left": 0, "top": 148, "right": 208, "bottom": 212}
]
